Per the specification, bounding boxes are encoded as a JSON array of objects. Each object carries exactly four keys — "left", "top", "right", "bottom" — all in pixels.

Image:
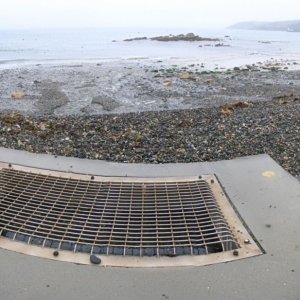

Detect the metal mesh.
[{"left": 0, "top": 168, "right": 238, "bottom": 257}]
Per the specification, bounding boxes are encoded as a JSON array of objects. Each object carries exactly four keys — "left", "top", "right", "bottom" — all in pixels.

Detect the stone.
[
  {"left": 124, "top": 37, "right": 147, "bottom": 42},
  {"left": 180, "top": 73, "right": 192, "bottom": 80},
  {"left": 163, "top": 80, "right": 172, "bottom": 87},
  {"left": 150, "top": 33, "right": 219, "bottom": 42},
  {"left": 90, "top": 254, "right": 101, "bottom": 265},
  {"left": 91, "top": 95, "right": 120, "bottom": 111},
  {"left": 204, "top": 79, "right": 214, "bottom": 84},
  {"left": 11, "top": 92, "right": 25, "bottom": 99}
]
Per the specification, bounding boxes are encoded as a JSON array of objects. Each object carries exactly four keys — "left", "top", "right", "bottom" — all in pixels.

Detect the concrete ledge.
[
  {"left": 0, "top": 147, "right": 298, "bottom": 179},
  {"left": 0, "top": 148, "right": 299, "bottom": 300}
]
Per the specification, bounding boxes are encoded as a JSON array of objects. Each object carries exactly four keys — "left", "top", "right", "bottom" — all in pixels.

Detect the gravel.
[{"left": 0, "top": 95, "right": 299, "bottom": 176}]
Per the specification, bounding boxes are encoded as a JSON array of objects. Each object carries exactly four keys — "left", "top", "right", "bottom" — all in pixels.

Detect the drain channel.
[{"left": 0, "top": 163, "right": 263, "bottom": 266}]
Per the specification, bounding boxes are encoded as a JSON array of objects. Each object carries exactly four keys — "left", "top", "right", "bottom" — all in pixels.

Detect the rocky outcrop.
[
  {"left": 123, "top": 33, "right": 219, "bottom": 42},
  {"left": 150, "top": 33, "right": 219, "bottom": 42},
  {"left": 123, "top": 37, "right": 148, "bottom": 42}
]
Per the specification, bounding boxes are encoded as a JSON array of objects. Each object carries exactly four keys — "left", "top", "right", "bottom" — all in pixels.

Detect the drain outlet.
[{"left": 0, "top": 163, "right": 262, "bottom": 267}]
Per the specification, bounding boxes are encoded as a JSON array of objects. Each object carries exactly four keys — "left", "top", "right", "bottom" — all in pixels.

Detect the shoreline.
[
  {"left": 0, "top": 59, "right": 300, "bottom": 116},
  {"left": 0, "top": 60, "right": 299, "bottom": 177}
]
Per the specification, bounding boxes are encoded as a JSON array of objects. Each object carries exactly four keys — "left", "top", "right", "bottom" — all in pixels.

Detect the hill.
[{"left": 229, "top": 20, "right": 300, "bottom": 32}]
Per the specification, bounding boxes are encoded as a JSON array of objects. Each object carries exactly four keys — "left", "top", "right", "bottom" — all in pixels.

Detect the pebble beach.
[{"left": 0, "top": 60, "right": 299, "bottom": 177}]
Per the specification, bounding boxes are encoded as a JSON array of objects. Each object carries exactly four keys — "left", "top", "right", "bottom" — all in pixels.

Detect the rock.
[
  {"left": 180, "top": 73, "right": 193, "bottom": 80},
  {"left": 204, "top": 79, "right": 214, "bottom": 84},
  {"left": 150, "top": 33, "right": 219, "bottom": 42},
  {"left": 229, "top": 101, "right": 251, "bottom": 109},
  {"left": 36, "top": 85, "right": 70, "bottom": 115},
  {"left": 124, "top": 37, "right": 147, "bottom": 42},
  {"left": 11, "top": 92, "right": 25, "bottom": 99},
  {"left": 134, "top": 132, "right": 142, "bottom": 142},
  {"left": 163, "top": 80, "right": 172, "bottom": 87},
  {"left": 258, "top": 41, "right": 272, "bottom": 44},
  {"left": 220, "top": 101, "right": 251, "bottom": 117},
  {"left": 91, "top": 95, "right": 120, "bottom": 111},
  {"left": 186, "top": 33, "right": 195, "bottom": 38},
  {"left": 135, "top": 148, "right": 144, "bottom": 154},
  {"left": 220, "top": 107, "right": 233, "bottom": 117},
  {"left": 90, "top": 254, "right": 101, "bottom": 265},
  {"left": 214, "top": 43, "right": 230, "bottom": 47}
]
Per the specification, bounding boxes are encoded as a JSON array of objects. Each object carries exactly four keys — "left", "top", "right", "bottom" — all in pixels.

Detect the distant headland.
[{"left": 229, "top": 20, "right": 300, "bottom": 32}]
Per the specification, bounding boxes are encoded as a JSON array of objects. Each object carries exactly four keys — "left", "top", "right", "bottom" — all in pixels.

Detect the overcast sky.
[{"left": 0, "top": 0, "right": 299, "bottom": 30}]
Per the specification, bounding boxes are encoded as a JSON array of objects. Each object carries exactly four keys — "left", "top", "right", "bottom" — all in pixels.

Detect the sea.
[{"left": 0, "top": 27, "right": 300, "bottom": 69}]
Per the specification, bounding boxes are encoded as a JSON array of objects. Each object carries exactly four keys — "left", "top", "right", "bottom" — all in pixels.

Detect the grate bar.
[{"left": 0, "top": 168, "right": 239, "bottom": 257}]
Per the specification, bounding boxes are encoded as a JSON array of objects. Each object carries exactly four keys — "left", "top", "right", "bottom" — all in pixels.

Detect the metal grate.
[{"left": 0, "top": 168, "right": 238, "bottom": 257}]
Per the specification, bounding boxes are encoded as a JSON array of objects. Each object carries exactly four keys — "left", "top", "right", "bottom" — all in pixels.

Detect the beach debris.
[
  {"left": 38, "top": 123, "right": 47, "bottom": 131},
  {"left": 229, "top": 101, "right": 251, "bottom": 109},
  {"left": 163, "top": 80, "right": 172, "bottom": 87},
  {"left": 220, "top": 107, "right": 233, "bottom": 117},
  {"left": 218, "top": 87, "right": 227, "bottom": 92},
  {"left": 11, "top": 92, "right": 25, "bottom": 100},
  {"left": 17, "top": 139, "right": 23, "bottom": 147},
  {"left": 134, "top": 132, "right": 143, "bottom": 142},
  {"left": 180, "top": 73, "right": 193, "bottom": 80},
  {"left": 178, "top": 119, "right": 194, "bottom": 127},
  {"left": 1, "top": 112, "right": 23, "bottom": 125},
  {"left": 204, "top": 79, "right": 214, "bottom": 84},
  {"left": 273, "top": 93, "right": 300, "bottom": 104},
  {"left": 220, "top": 101, "right": 251, "bottom": 116}
]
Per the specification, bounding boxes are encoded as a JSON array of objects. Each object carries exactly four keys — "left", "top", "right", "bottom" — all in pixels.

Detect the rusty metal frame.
[{"left": 0, "top": 162, "right": 263, "bottom": 267}]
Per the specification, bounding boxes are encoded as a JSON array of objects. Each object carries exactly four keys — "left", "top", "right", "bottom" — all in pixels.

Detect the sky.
[{"left": 0, "top": 0, "right": 299, "bottom": 30}]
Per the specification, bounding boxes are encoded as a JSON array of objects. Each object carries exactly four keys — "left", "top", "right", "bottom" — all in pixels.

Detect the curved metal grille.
[{"left": 0, "top": 168, "right": 238, "bottom": 257}]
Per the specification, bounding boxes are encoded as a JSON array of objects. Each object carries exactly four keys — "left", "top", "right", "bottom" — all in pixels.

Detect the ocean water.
[{"left": 0, "top": 27, "right": 300, "bottom": 69}]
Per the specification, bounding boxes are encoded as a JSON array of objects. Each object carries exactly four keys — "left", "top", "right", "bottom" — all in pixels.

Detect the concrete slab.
[{"left": 0, "top": 148, "right": 299, "bottom": 300}]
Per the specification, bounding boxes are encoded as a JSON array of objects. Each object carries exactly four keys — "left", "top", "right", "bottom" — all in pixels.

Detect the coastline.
[
  {"left": 0, "top": 60, "right": 299, "bottom": 177},
  {"left": 0, "top": 59, "right": 299, "bottom": 116}
]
